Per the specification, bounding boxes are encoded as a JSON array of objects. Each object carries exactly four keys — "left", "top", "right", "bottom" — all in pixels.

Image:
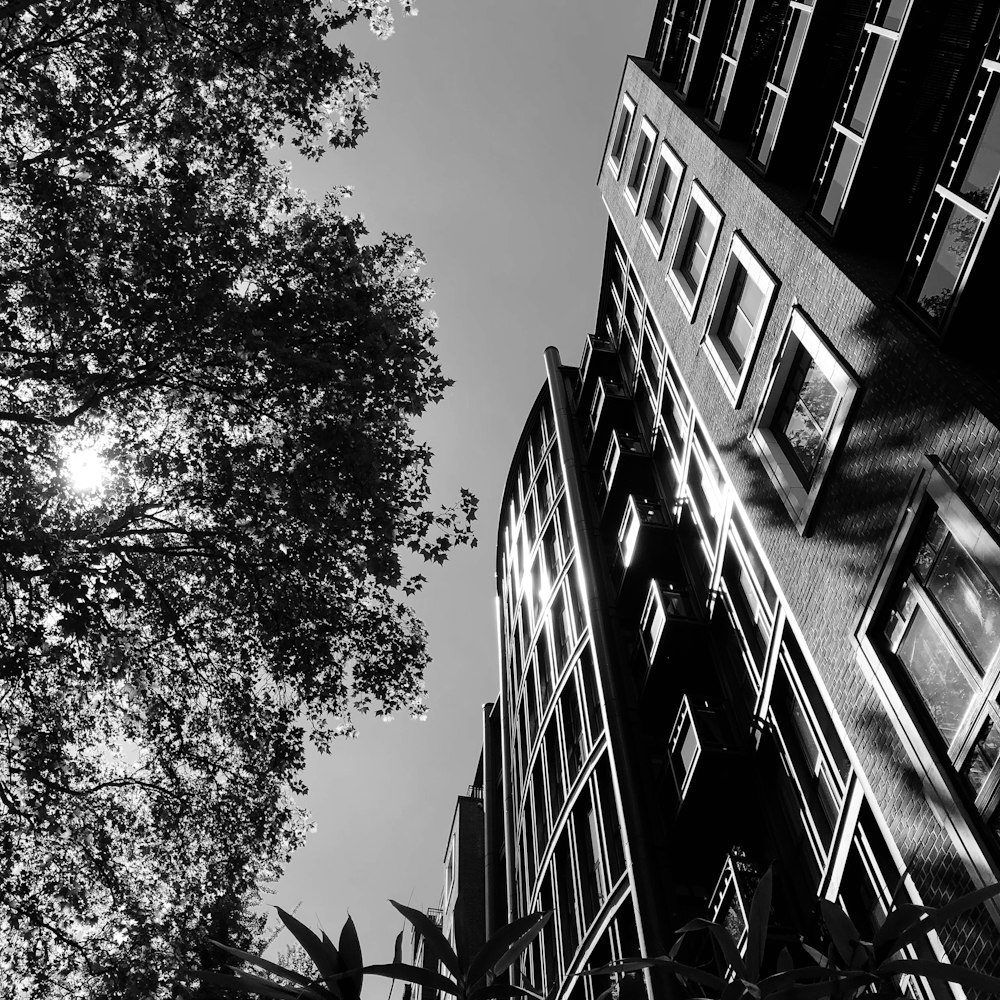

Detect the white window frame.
[
  {"left": 607, "top": 93, "right": 636, "bottom": 179},
  {"left": 750, "top": 306, "right": 858, "bottom": 533},
  {"left": 624, "top": 117, "right": 658, "bottom": 213},
  {"left": 701, "top": 233, "right": 777, "bottom": 408},
  {"left": 856, "top": 457, "right": 1000, "bottom": 905},
  {"left": 641, "top": 142, "right": 685, "bottom": 257},
  {"left": 667, "top": 181, "right": 724, "bottom": 320}
]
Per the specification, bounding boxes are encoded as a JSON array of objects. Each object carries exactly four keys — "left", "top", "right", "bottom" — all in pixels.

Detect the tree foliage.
[{"left": 0, "top": 0, "right": 472, "bottom": 995}]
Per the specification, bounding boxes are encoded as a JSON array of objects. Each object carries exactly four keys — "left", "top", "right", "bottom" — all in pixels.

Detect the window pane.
[
  {"left": 915, "top": 200, "right": 979, "bottom": 322},
  {"left": 780, "top": 352, "right": 837, "bottom": 480},
  {"left": 679, "top": 206, "right": 711, "bottom": 290},
  {"left": 959, "top": 88, "right": 1000, "bottom": 208},
  {"left": 847, "top": 34, "right": 894, "bottom": 135},
  {"left": 926, "top": 537, "right": 1000, "bottom": 672},
  {"left": 776, "top": 10, "right": 808, "bottom": 91},
  {"left": 896, "top": 605, "right": 976, "bottom": 746},
  {"left": 649, "top": 162, "right": 679, "bottom": 234},
  {"left": 961, "top": 716, "right": 1000, "bottom": 795},
  {"left": 627, "top": 134, "right": 651, "bottom": 195},
  {"left": 753, "top": 90, "right": 785, "bottom": 167},
  {"left": 819, "top": 136, "right": 861, "bottom": 225},
  {"left": 874, "top": 0, "right": 909, "bottom": 31}
]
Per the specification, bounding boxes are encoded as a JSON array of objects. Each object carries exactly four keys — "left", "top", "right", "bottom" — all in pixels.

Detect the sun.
[{"left": 64, "top": 446, "right": 108, "bottom": 492}]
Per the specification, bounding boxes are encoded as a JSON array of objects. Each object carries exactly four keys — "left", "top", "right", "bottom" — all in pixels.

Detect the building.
[
  {"left": 410, "top": 771, "right": 487, "bottom": 1000},
  {"left": 487, "top": 3, "right": 1000, "bottom": 999}
]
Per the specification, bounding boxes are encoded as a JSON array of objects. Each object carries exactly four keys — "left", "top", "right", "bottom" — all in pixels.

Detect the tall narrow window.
[
  {"left": 749, "top": 4, "right": 813, "bottom": 171},
  {"left": 641, "top": 142, "right": 685, "bottom": 255},
  {"left": 607, "top": 94, "right": 636, "bottom": 178},
  {"left": 809, "top": 12, "right": 908, "bottom": 231},
  {"left": 668, "top": 182, "right": 724, "bottom": 317},
  {"left": 702, "top": 234, "right": 776, "bottom": 405},
  {"left": 625, "top": 118, "right": 657, "bottom": 211},
  {"left": 902, "top": 58, "right": 1000, "bottom": 332}
]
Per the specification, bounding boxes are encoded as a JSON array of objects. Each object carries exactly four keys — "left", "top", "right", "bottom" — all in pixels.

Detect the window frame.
[
  {"left": 641, "top": 141, "right": 685, "bottom": 257},
  {"left": 750, "top": 306, "right": 859, "bottom": 533},
  {"left": 856, "top": 456, "right": 1000, "bottom": 887},
  {"left": 668, "top": 181, "right": 724, "bottom": 320},
  {"left": 607, "top": 93, "right": 636, "bottom": 179},
  {"left": 701, "top": 233, "right": 778, "bottom": 407},
  {"left": 748, "top": 4, "right": 814, "bottom": 173},
  {"left": 900, "top": 58, "right": 1000, "bottom": 335},
  {"left": 624, "top": 117, "right": 658, "bottom": 213},
  {"left": 808, "top": 16, "right": 907, "bottom": 233}
]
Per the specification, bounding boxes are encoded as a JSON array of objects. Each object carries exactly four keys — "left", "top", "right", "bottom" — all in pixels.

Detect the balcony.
[
  {"left": 597, "top": 428, "right": 653, "bottom": 522},
  {"left": 635, "top": 579, "right": 705, "bottom": 687},
  {"left": 610, "top": 495, "right": 686, "bottom": 609},
  {"left": 582, "top": 375, "right": 630, "bottom": 459},
  {"left": 578, "top": 333, "right": 619, "bottom": 400},
  {"left": 662, "top": 696, "right": 748, "bottom": 846}
]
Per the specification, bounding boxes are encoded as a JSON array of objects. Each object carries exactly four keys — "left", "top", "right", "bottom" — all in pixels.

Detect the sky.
[{"left": 268, "top": 0, "right": 652, "bottom": 980}]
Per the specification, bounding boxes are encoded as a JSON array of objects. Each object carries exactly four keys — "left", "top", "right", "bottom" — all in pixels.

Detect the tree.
[{"left": 0, "top": 1, "right": 473, "bottom": 994}]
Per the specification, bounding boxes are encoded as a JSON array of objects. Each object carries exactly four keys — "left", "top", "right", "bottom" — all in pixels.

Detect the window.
[
  {"left": 706, "top": 0, "right": 753, "bottom": 129},
  {"left": 751, "top": 307, "right": 858, "bottom": 532},
  {"left": 901, "top": 58, "right": 1000, "bottom": 332},
  {"left": 768, "top": 647, "right": 851, "bottom": 868},
  {"left": 749, "top": 4, "right": 814, "bottom": 171},
  {"left": 702, "top": 234, "right": 777, "bottom": 405},
  {"left": 668, "top": 181, "right": 724, "bottom": 318},
  {"left": 809, "top": 16, "right": 906, "bottom": 230},
  {"left": 858, "top": 458, "right": 1000, "bottom": 845},
  {"left": 624, "top": 117, "right": 657, "bottom": 211},
  {"left": 676, "top": 0, "right": 711, "bottom": 99},
  {"left": 607, "top": 93, "right": 636, "bottom": 178},
  {"left": 641, "top": 142, "right": 684, "bottom": 256}
]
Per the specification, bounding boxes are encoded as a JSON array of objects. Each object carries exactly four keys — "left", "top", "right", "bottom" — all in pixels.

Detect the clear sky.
[{"left": 269, "top": 0, "right": 652, "bottom": 982}]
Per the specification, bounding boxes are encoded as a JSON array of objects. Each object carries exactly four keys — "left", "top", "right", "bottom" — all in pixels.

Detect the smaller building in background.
[{"left": 409, "top": 765, "right": 487, "bottom": 1000}]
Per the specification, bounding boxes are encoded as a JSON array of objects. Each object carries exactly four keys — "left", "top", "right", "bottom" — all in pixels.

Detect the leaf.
[
  {"left": 720, "top": 980, "right": 748, "bottom": 1000},
  {"left": 745, "top": 867, "right": 773, "bottom": 981},
  {"left": 359, "top": 962, "right": 462, "bottom": 997},
  {"left": 817, "top": 899, "right": 861, "bottom": 967},
  {"left": 584, "top": 958, "right": 727, "bottom": 992},
  {"left": 888, "top": 882, "right": 1000, "bottom": 954},
  {"left": 871, "top": 904, "right": 931, "bottom": 962},
  {"left": 675, "top": 917, "right": 748, "bottom": 981},
  {"left": 776, "top": 949, "right": 793, "bottom": 975},
  {"left": 800, "top": 944, "right": 828, "bottom": 968},
  {"left": 469, "top": 911, "right": 553, "bottom": 986},
  {"left": 277, "top": 907, "right": 343, "bottom": 997},
  {"left": 774, "top": 974, "right": 873, "bottom": 1000},
  {"left": 758, "top": 965, "right": 845, "bottom": 997},
  {"left": 208, "top": 940, "right": 320, "bottom": 989},
  {"left": 390, "top": 899, "right": 464, "bottom": 983},
  {"left": 232, "top": 969, "right": 335, "bottom": 1000},
  {"left": 878, "top": 958, "right": 1000, "bottom": 994},
  {"left": 393, "top": 930, "right": 404, "bottom": 965},
  {"left": 338, "top": 915, "right": 364, "bottom": 1000}
]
